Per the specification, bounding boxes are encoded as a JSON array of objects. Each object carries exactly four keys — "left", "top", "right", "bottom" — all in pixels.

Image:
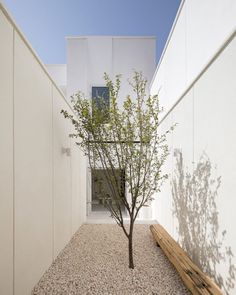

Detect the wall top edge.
[
  {"left": 0, "top": 2, "right": 75, "bottom": 116},
  {"left": 159, "top": 28, "right": 236, "bottom": 125},
  {"left": 150, "top": 0, "right": 185, "bottom": 88},
  {"left": 66, "top": 36, "right": 156, "bottom": 40}
]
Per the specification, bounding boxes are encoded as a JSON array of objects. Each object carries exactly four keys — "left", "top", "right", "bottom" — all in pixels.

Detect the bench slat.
[{"left": 150, "top": 224, "right": 223, "bottom": 295}]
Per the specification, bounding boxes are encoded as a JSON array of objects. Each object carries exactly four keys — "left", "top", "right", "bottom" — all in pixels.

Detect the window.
[{"left": 92, "top": 86, "right": 110, "bottom": 122}]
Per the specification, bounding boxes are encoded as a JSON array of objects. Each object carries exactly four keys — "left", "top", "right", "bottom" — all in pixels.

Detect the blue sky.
[{"left": 3, "top": 0, "right": 181, "bottom": 65}]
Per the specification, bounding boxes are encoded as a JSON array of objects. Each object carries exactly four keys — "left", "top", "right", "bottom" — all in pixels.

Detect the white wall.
[
  {"left": 67, "top": 38, "right": 88, "bottom": 96},
  {"left": 150, "top": 1, "right": 236, "bottom": 293},
  {"left": 52, "top": 86, "right": 72, "bottom": 258},
  {"left": 67, "top": 36, "right": 156, "bottom": 102},
  {"left": 193, "top": 39, "right": 236, "bottom": 293},
  {"left": 66, "top": 36, "right": 156, "bottom": 219},
  {"left": 151, "top": 0, "right": 236, "bottom": 119},
  {"left": 87, "top": 37, "right": 113, "bottom": 91},
  {"left": 46, "top": 64, "right": 67, "bottom": 95},
  {"left": 112, "top": 37, "right": 156, "bottom": 107},
  {"left": 0, "top": 8, "right": 14, "bottom": 295},
  {"left": 0, "top": 4, "right": 85, "bottom": 295},
  {"left": 14, "top": 30, "right": 53, "bottom": 294},
  {"left": 152, "top": 113, "right": 174, "bottom": 233}
]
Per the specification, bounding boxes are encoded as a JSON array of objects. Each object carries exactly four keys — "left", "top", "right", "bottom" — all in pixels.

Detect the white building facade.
[
  {"left": 65, "top": 36, "right": 156, "bottom": 219},
  {"left": 66, "top": 36, "right": 156, "bottom": 102}
]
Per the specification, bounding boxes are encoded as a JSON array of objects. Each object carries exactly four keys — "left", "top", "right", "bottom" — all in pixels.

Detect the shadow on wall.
[{"left": 172, "top": 149, "right": 236, "bottom": 295}]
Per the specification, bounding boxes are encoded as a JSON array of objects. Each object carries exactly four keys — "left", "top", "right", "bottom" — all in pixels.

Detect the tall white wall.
[
  {"left": 0, "top": 8, "right": 14, "bottom": 295},
  {"left": 112, "top": 37, "right": 156, "bottom": 107},
  {"left": 14, "top": 31, "right": 53, "bottom": 294},
  {"left": 67, "top": 36, "right": 156, "bottom": 103},
  {"left": 0, "top": 4, "right": 85, "bottom": 295},
  {"left": 151, "top": 1, "right": 236, "bottom": 294},
  {"left": 151, "top": 0, "right": 236, "bottom": 119},
  {"left": 52, "top": 87, "right": 72, "bottom": 258}
]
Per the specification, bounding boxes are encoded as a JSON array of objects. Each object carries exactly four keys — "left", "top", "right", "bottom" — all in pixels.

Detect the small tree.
[{"left": 61, "top": 72, "right": 172, "bottom": 269}]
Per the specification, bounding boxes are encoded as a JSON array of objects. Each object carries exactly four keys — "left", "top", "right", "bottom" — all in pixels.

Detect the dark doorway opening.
[{"left": 91, "top": 169, "right": 125, "bottom": 212}]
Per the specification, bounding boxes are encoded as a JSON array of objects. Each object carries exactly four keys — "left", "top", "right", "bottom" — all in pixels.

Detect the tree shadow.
[{"left": 172, "top": 149, "right": 236, "bottom": 295}]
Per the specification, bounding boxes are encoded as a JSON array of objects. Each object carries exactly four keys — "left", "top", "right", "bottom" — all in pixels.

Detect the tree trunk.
[{"left": 128, "top": 223, "right": 134, "bottom": 269}]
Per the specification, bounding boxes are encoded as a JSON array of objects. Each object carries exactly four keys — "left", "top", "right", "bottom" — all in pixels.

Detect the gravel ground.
[{"left": 32, "top": 224, "right": 190, "bottom": 295}]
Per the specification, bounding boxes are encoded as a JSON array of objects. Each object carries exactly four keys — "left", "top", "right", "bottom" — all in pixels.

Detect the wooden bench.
[{"left": 150, "top": 224, "right": 223, "bottom": 295}]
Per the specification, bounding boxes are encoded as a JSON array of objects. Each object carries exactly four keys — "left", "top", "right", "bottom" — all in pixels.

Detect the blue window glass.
[{"left": 92, "top": 86, "right": 110, "bottom": 111}]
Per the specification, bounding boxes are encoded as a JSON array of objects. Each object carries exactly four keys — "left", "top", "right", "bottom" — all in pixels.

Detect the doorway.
[{"left": 91, "top": 169, "right": 125, "bottom": 212}]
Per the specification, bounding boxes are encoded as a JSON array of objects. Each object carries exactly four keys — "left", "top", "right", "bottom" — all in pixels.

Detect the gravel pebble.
[{"left": 32, "top": 224, "right": 190, "bottom": 295}]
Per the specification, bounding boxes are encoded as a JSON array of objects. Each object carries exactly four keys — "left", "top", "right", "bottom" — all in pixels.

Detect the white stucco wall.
[
  {"left": 67, "top": 36, "right": 156, "bottom": 103},
  {"left": 151, "top": 0, "right": 236, "bottom": 119},
  {"left": 0, "top": 4, "right": 85, "bottom": 295},
  {"left": 66, "top": 36, "right": 156, "bottom": 219},
  {"left": 150, "top": 1, "right": 236, "bottom": 293},
  {"left": 46, "top": 64, "right": 67, "bottom": 95},
  {"left": 0, "top": 7, "right": 14, "bottom": 295}
]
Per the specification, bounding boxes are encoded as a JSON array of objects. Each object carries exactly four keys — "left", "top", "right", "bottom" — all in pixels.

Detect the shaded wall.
[
  {"left": 0, "top": 4, "right": 86, "bottom": 295},
  {"left": 151, "top": 16, "right": 236, "bottom": 295}
]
